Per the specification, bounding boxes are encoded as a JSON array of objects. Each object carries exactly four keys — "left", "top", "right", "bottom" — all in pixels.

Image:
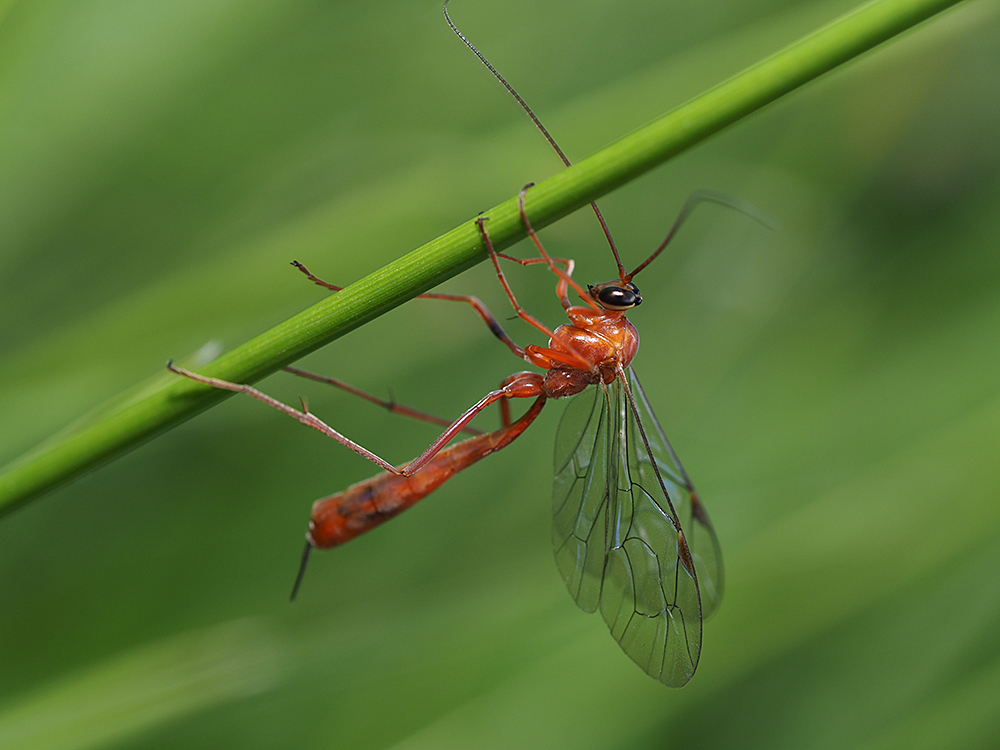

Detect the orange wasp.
[{"left": 170, "top": 2, "right": 737, "bottom": 686}]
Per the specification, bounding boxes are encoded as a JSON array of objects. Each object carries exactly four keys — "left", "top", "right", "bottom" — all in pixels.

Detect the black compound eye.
[
  {"left": 589, "top": 280, "right": 643, "bottom": 310},
  {"left": 598, "top": 286, "right": 640, "bottom": 309}
]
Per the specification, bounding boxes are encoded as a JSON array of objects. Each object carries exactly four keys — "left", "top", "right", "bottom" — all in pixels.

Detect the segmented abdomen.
[{"left": 308, "top": 395, "right": 546, "bottom": 547}]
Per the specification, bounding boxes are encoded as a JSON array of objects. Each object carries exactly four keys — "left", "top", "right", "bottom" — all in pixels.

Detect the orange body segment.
[{"left": 530, "top": 306, "right": 640, "bottom": 397}]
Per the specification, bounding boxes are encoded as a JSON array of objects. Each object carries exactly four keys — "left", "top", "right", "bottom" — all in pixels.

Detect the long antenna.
[
  {"left": 627, "top": 190, "right": 777, "bottom": 280},
  {"left": 443, "top": 1, "right": 627, "bottom": 281}
]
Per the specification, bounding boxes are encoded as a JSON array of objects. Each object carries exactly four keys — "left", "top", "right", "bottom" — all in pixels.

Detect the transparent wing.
[
  {"left": 551, "top": 369, "right": 722, "bottom": 687},
  {"left": 628, "top": 367, "right": 724, "bottom": 618},
  {"left": 552, "top": 383, "right": 616, "bottom": 617}
]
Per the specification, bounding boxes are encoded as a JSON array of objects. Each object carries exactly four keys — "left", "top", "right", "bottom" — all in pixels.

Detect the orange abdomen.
[{"left": 308, "top": 395, "right": 546, "bottom": 547}]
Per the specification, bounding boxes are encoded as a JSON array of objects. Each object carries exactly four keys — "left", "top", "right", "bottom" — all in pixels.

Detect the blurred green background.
[{"left": 2, "top": 0, "right": 999, "bottom": 747}]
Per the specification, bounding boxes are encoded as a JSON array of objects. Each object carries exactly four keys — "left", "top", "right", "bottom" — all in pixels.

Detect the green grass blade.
[{"left": 0, "top": 0, "right": 967, "bottom": 515}]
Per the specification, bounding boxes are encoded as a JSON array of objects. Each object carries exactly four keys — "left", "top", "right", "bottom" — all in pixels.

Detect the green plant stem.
[{"left": 0, "top": 0, "right": 966, "bottom": 516}]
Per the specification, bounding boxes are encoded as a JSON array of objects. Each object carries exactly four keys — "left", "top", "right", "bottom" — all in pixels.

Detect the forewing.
[
  {"left": 552, "top": 374, "right": 721, "bottom": 687},
  {"left": 628, "top": 367, "right": 724, "bottom": 617},
  {"left": 552, "top": 384, "right": 615, "bottom": 614}
]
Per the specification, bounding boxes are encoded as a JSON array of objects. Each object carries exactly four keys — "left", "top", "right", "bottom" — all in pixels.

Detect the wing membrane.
[
  {"left": 552, "top": 384, "right": 614, "bottom": 614},
  {"left": 551, "top": 368, "right": 723, "bottom": 686},
  {"left": 628, "top": 367, "right": 724, "bottom": 616}
]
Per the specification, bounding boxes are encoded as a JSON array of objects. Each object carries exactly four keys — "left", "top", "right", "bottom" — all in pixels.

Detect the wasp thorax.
[{"left": 588, "top": 281, "right": 642, "bottom": 311}]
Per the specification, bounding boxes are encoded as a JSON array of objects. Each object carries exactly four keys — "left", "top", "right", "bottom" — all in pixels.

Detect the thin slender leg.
[
  {"left": 284, "top": 366, "right": 483, "bottom": 436},
  {"left": 630, "top": 368, "right": 695, "bottom": 490},
  {"left": 169, "top": 362, "right": 401, "bottom": 474},
  {"left": 168, "top": 362, "right": 542, "bottom": 477},
  {"left": 291, "top": 260, "right": 342, "bottom": 290},
  {"left": 414, "top": 292, "right": 523, "bottom": 357},
  {"left": 293, "top": 251, "right": 582, "bottom": 359},
  {"left": 476, "top": 217, "right": 593, "bottom": 371},
  {"left": 291, "top": 260, "right": 524, "bottom": 357},
  {"left": 516, "top": 185, "right": 596, "bottom": 310},
  {"left": 393, "top": 371, "right": 542, "bottom": 475}
]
